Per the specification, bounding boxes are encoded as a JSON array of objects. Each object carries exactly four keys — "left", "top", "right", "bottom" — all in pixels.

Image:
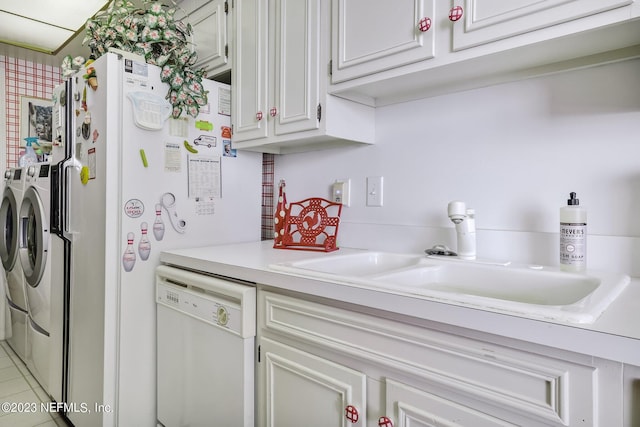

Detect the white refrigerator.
[{"left": 50, "top": 52, "right": 262, "bottom": 426}]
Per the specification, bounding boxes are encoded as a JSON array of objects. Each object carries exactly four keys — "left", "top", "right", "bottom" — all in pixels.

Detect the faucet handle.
[{"left": 448, "top": 200, "right": 467, "bottom": 222}]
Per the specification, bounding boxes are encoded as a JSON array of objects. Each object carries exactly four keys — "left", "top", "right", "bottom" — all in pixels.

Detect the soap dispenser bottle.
[
  {"left": 560, "top": 192, "right": 587, "bottom": 272},
  {"left": 19, "top": 137, "right": 39, "bottom": 166}
]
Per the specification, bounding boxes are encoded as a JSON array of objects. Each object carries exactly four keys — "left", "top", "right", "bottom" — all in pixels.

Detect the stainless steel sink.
[{"left": 270, "top": 252, "right": 630, "bottom": 324}]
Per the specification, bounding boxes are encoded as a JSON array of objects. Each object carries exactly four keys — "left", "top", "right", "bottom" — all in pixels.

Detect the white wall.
[{"left": 275, "top": 59, "right": 640, "bottom": 275}]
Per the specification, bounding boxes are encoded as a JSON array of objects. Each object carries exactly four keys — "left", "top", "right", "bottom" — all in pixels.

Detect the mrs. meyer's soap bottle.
[{"left": 560, "top": 192, "right": 587, "bottom": 272}]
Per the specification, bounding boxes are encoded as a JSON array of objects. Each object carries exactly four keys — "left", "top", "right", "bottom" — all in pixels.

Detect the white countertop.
[{"left": 160, "top": 241, "right": 640, "bottom": 365}]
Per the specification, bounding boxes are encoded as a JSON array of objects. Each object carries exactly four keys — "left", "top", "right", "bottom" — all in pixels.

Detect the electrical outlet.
[
  {"left": 366, "top": 176, "right": 383, "bottom": 207},
  {"left": 332, "top": 179, "right": 350, "bottom": 206}
]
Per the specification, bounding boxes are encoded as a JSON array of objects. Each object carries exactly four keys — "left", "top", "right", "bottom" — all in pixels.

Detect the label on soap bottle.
[{"left": 560, "top": 222, "right": 586, "bottom": 268}]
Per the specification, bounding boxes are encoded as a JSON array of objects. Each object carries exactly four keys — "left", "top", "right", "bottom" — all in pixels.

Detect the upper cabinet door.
[
  {"left": 232, "top": 0, "right": 269, "bottom": 142},
  {"left": 191, "top": 0, "right": 230, "bottom": 74},
  {"left": 331, "top": 0, "right": 436, "bottom": 83},
  {"left": 451, "top": 0, "right": 633, "bottom": 51},
  {"left": 175, "top": 0, "right": 231, "bottom": 77},
  {"left": 272, "top": 0, "right": 322, "bottom": 137}
]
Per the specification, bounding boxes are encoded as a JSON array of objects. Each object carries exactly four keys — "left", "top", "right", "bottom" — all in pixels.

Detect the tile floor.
[{"left": 0, "top": 341, "right": 67, "bottom": 427}]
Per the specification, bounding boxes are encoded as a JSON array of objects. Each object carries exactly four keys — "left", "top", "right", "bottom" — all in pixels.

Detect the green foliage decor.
[{"left": 75, "top": 0, "right": 208, "bottom": 118}]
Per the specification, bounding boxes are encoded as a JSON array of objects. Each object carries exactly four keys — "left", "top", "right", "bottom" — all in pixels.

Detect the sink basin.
[
  {"left": 373, "top": 262, "right": 600, "bottom": 306},
  {"left": 270, "top": 252, "right": 630, "bottom": 324},
  {"left": 270, "top": 251, "right": 424, "bottom": 279}
]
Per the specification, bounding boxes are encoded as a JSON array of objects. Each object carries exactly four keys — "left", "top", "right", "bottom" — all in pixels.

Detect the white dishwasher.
[{"left": 155, "top": 265, "right": 256, "bottom": 427}]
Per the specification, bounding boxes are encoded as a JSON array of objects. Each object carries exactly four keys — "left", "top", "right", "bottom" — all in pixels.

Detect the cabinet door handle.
[
  {"left": 345, "top": 405, "right": 360, "bottom": 423},
  {"left": 270, "top": 107, "right": 278, "bottom": 117},
  {"left": 449, "top": 5, "right": 463, "bottom": 22},
  {"left": 378, "top": 416, "right": 393, "bottom": 427},
  {"left": 418, "top": 17, "right": 432, "bottom": 32},
  {"left": 256, "top": 111, "right": 263, "bottom": 121}
]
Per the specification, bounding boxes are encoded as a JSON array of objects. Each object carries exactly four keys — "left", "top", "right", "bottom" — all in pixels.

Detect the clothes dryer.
[
  {"left": 19, "top": 163, "right": 52, "bottom": 391},
  {"left": 0, "top": 167, "right": 28, "bottom": 360}
]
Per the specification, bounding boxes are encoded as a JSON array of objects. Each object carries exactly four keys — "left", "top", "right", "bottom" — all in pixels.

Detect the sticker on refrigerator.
[
  {"left": 124, "top": 59, "right": 148, "bottom": 77},
  {"left": 138, "top": 222, "right": 151, "bottom": 260},
  {"left": 124, "top": 199, "right": 145, "bottom": 218},
  {"left": 218, "top": 87, "right": 231, "bottom": 116},
  {"left": 164, "top": 142, "right": 181, "bottom": 172},
  {"left": 223, "top": 140, "right": 236, "bottom": 157},
  {"left": 194, "top": 135, "right": 216, "bottom": 148},
  {"left": 195, "top": 196, "right": 215, "bottom": 216},
  {"left": 87, "top": 147, "right": 96, "bottom": 180},
  {"left": 122, "top": 232, "right": 136, "bottom": 272},
  {"left": 169, "top": 117, "right": 188, "bottom": 137},
  {"left": 187, "top": 155, "right": 221, "bottom": 199},
  {"left": 195, "top": 120, "right": 213, "bottom": 131}
]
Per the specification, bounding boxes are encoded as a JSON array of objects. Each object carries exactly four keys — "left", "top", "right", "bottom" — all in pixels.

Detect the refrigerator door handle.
[
  {"left": 63, "top": 157, "right": 82, "bottom": 235},
  {"left": 50, "top": 163, "right": 62, "bottom": 236}
]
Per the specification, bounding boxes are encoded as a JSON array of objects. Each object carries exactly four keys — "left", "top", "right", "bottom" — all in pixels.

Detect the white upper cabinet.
[
  {"left": 231, "top": 0, "right": 268, "bottom": 142},
  {"left": 271, "top": 0, "right": 321, "bottom": 137},
  {"left": 452, "top": 0, "right": 633, "bottom": 50},
  {"left": 175, "top": 0, "right": 231, "bottom": 78},
  {"left": 232, "top": 0, "right": 375, "bottom": 153},
  {"left": 331, "top": 0, "right": 435, "bottom": 83},
  {"left": 330, "top": 0, "right": 639, "bottom": 106}
]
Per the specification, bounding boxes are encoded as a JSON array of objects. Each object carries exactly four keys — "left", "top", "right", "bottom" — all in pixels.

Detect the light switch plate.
[{"left": 366, "top": 176, "right": 383, "bottom": 207}]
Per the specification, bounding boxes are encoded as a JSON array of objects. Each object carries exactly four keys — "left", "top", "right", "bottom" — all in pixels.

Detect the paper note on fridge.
[
  {"left": 188, "top": 155, "right": 221, "bottom": 199},
  {"left": 164, "top": 142, "right": 182, "bottom": 172}
]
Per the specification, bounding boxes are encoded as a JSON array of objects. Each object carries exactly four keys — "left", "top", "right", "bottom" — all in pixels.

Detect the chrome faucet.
[{"left": 448, "top": 201, "right": 476, "bottom": 260}]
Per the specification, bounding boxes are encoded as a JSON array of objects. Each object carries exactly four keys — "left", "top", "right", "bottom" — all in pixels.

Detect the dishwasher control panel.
[{"left": 157, "top": 282, "right": 243, "bottom": 335}]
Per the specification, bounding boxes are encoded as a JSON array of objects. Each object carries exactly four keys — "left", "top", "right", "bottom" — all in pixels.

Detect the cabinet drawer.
[{"left": 259, "top": 290, "right": 601, "bottom": 425}]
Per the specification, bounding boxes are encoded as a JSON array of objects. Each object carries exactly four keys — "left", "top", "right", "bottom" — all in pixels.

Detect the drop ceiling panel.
[
  {"left": 0, "top": 1, "right": 108, "bottom": 54},
  {"left": 0, "top": 13, "right": 73, "bottom": 52},
  {"left": 2, "top": 1, "right": 107, "bottom": 29}
]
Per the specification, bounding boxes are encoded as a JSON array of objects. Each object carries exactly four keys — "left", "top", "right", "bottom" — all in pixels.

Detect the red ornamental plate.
[{"left": 274, "top": 197, "right": 342, "bottom": 252}]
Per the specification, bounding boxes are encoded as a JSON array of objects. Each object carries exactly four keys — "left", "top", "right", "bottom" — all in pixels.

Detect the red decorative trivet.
[{"left": 273, "top": 182, "right": 342, "bottom": 252}]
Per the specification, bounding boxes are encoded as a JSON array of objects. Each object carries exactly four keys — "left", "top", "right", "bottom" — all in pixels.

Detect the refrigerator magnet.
[{"left": 80, "top": 166, "right": 90, "bottom": 185}]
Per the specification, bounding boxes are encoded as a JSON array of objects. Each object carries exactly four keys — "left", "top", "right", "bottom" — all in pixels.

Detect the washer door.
[
  {"left": 0, "top": 187, "right": 19, "bottom": 272},
  {"left": 19, "top": 187, "right": 49, "bottom": 287}
]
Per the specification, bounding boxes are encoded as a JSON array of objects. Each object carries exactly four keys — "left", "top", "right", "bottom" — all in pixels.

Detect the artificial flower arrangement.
[{"left": 61, "top": 0, "right": 207, "bottom": 118}]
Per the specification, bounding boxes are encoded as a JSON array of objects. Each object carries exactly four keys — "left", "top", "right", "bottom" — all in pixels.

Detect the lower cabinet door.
[
  {"left": 258, "top": 337, "right": 367, "bottom": 427},
  {"left": 384, "top": 378, "right": 517, "bottom": 427}
]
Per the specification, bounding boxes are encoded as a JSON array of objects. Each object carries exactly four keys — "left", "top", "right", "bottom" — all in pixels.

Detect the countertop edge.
[{"left": 159, "top": 241, "right": 640, "bottom": 366}]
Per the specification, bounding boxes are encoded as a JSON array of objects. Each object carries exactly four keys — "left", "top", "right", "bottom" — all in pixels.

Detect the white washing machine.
[
  {"left": 0, "top": 167, "right": 28, "bottom": 360},
  {"left": 19, "top": 163, "right": 52, "bottom": 391}
]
